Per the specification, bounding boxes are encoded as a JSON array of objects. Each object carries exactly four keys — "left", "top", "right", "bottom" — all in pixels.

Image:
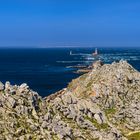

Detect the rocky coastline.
[
  {"left": 0, "top": 60, "right": 140, "bottom": 140},
  {"left": 74, "top": 60, "right": 104, "bottom": 74}
]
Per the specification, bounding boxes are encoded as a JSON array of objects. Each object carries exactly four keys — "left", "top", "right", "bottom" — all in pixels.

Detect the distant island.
[{"left": 0, "top": 60, "right": 140, "bottom": 140}]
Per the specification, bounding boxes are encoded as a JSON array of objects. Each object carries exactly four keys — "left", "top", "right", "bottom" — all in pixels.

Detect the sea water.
[{"left": 0, "top": 47, "right": 139, "bottom": 97}]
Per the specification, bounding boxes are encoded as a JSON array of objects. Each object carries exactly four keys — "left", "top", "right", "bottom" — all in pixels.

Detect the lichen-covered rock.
[
  {"left": 0, "top": 60, "right": 140, "bottom": 140},
  {"left": 0, "top": 82, "right": 4, "bottom": 91}
]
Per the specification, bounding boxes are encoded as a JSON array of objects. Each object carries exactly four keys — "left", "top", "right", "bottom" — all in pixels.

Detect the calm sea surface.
[{"left": 0, "top": 47, "right": 140, "bottom": 97}]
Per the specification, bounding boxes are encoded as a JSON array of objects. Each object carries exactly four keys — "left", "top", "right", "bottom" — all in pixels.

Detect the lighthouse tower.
[{"left": 92, "top": 48, "right": 98, "bottom": 56}]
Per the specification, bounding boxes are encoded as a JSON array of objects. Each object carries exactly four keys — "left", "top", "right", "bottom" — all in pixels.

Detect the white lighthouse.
[{"left": 92, "top": 48, "right": 98, "bottom": 56}]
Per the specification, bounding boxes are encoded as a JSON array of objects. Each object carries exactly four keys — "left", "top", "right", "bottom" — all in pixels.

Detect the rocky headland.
[{"left": 0, "top": 60, "right": 140, "bottom": 140}]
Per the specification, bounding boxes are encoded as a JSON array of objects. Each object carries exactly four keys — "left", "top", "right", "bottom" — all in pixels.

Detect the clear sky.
[{"left": 0, "top": 0, "right": 140, "bottom": 47}]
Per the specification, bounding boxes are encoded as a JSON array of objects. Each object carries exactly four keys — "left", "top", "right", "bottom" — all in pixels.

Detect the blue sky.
[{"left": 0, "top": 0, "right": 140, "bottom": 47}]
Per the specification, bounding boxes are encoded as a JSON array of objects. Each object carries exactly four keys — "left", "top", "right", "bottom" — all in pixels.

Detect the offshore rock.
[{"left": 0, "top": 60, "right": 140, "bottom": 139}]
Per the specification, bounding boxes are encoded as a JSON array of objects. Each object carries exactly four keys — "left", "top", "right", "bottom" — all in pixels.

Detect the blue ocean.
[{"left": 0, "top": 47, "right": 140, "bottom": 97}]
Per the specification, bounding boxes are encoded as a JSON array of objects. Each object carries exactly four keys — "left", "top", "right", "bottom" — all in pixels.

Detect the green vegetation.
[
  {"left": 67, "top": 80, "right": 75, "bottom": 89},
  {"left": 52, "top": 134, "right": 60, "bottom": 140},
  {"left": 105, "top": 108, "right": 116, "bottom": 114},
  {"left": 104, "top": 108, "right": 116, "bottom": 117},
  {"left": 84, "top": 116, "right": 109, "bottom": 130},
  {"left": 104, "top": 107, "right": 117, "bottom": 125},
  {"left": 0, "top": 91, "right": 5, "bottom": 94},
  {"left": 127, "top": 132, "right": 140, "bottom": 140},
  {"left": 86, "top": 81, "right": 93, "bottom": 88}
]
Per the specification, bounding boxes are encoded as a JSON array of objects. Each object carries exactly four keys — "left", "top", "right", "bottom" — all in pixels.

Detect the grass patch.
[
  {"left": 105, "top": 108, "right": 116, "bottom": 116},
  {"left": 86, "top": 81, "right": 93, "bottom": 88},
  {"left": 84, "top": 116, "right": 109, "bottom": 130},
  {"left": 127, "top": 132, "right": 140, "bottom": 140},
  {"left": 52, "top": 134, "right": 60, "bottom": 140}
]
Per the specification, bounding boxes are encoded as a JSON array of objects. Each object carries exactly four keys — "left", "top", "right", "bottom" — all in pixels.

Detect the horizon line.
[{"left": 0, "top": 46, "right": 139, "bottom": 48}]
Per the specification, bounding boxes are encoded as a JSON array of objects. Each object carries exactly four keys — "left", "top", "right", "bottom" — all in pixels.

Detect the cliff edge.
[{"left": 0, "top": 60, "right": 140, "bottom": 140}]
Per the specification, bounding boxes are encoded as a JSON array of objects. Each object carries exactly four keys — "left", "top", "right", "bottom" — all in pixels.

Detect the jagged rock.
[
  {"left": 94, "top": 113, "right": 103, "bottom": 124},
  {"left": 18, "top": 83, "right": 29, "bottom": 93},
  {"left": 92, "top": 60, "right": 104, "bottom": 70},
  {"left": 15, "top": 105, "right": 29, "bottom": 115},
  {"left": 5, "top": 81, "right": 11, "bottom": 90},
  {"left": 0, "top": 82, "right": 4, "bottom": 91},
  {"left": 44, "top": 113, "right": 52, "bottom": 121},
  {"left": 20, "top": 83, "right": 28, "bottom": 89},
  {"left": 6, "top": 96, "right": 16, "bottom": 108},
  {"left": 41, "top": 121, "right": 48, "bottom": 129}
]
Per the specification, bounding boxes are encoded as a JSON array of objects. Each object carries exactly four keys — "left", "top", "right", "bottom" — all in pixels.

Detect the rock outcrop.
[{"left": 0, "top": 60, "right": 140, "bottom": 140}]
